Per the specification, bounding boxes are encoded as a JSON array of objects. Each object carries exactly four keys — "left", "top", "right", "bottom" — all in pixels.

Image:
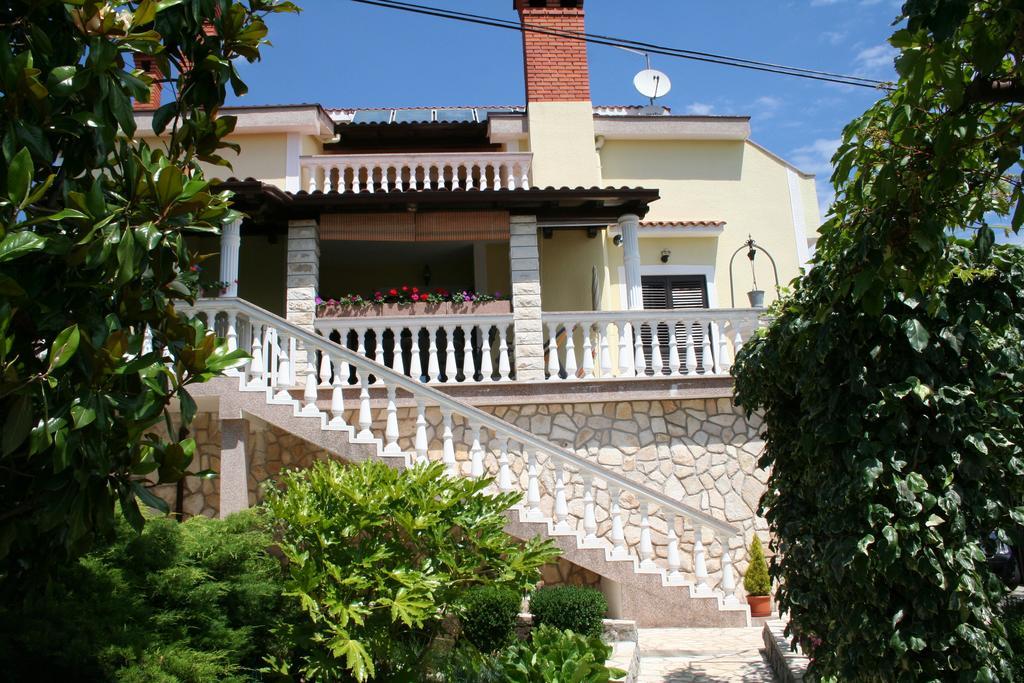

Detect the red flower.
[
  {"left": 374, "top": 291, "right": 382, "bottom": 298},
  {"left": 389, "top": 288, "right": 398, "bottom": 296},
  {"left": 401, "top": 285, "right": 409, "bottom": 292},
  {"left": 412, "top": 287, "right": 419, "bottom": 294}
]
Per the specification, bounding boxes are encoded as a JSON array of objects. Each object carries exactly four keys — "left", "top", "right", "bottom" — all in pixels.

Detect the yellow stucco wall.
[
  {"left": 203, "top": 133, "right": 291, "bottom": 188},
  {"left": 539, "top": 230, "right": 608, "bottom": 312},
  {"left": 485, "top": 243, "right": 511, "bottom": 296},
  {"left": 593, "top": 138, "right": 820, "bottom": 308},
  {"left": 526, "top": 102, "right": 602, "bottom": 188}
]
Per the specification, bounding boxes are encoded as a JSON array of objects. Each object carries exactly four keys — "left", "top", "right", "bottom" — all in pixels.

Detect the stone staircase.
[{"left": 183, "top": 298, "right": 751, "bottom": 628}]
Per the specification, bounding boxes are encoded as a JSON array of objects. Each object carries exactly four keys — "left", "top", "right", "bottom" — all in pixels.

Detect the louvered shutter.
[{"left": 640, "top": 275, "right": 709, "bottom": 375}]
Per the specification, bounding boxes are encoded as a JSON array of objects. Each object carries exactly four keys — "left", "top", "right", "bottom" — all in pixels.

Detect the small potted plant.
[
  {"left": 199, "top": 280, "right": 231, "bottom": 298},
  {"left": 744, "top": 535, "right": 771, "bottom": 617}
]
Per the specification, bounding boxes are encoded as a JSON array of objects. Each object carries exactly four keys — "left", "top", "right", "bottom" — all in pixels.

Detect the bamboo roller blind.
[{"left": 319, "top": 211, "right": 510, "bottom": 242}]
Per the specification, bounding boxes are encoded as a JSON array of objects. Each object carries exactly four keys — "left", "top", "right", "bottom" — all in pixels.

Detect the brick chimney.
[
  {"left": 515, "top": 0, "right": 589, "bottom": 103},
  {"left": 513, "top": 0, "right": 600, "bottom": 188},
  {"left": 133, "top": 54, "right": 163, "bottom": 111}
]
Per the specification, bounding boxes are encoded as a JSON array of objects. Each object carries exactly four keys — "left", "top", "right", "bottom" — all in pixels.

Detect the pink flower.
[
  {"left": 411, "top": 293, "right": 420, "bottom": 301},
  {"left": 315, "top": 296, "right": 323, "bottom": 305}
]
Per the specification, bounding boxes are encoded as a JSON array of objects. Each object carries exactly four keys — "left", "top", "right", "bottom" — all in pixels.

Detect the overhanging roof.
[{"left": 215, "top": 179, "right": 659, "bottom": 232}]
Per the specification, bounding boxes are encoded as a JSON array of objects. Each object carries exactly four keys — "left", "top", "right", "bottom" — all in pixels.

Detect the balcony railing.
[
  {"left": 541, "top": 310, "right": 761, "bottom": 381},
  {"left": 314, "top": 314, "right": 516, "bottom": 384},
  {"left": 300, "top": 152, "right": 533, "bottom": 194}
]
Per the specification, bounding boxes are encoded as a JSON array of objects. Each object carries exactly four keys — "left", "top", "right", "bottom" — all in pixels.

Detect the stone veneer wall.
[
  {"left": 151, "top": 397, "right": 768, "bottom": 597},
  {"left": 344, "top": 396, "right": 768, "bottom": 596}
]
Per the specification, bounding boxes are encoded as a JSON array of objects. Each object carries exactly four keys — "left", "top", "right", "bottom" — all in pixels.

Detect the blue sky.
[{"left": 228, "top": 0, "right": 1021, "bottom": 244}]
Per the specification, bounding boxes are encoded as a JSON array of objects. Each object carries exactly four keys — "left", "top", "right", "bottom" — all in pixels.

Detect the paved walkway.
[{"left": 637, "top": 627, "right": 775, "bottom": 682}]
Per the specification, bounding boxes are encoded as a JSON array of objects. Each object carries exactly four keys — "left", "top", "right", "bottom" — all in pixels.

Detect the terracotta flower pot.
[{"left": 747, "top": 594, "right": 771, "bottom": 617}]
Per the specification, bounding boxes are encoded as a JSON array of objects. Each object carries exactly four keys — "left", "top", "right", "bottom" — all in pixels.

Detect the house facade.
[{"left": 142, "top": 0, "right": 821, "bottom": 627}]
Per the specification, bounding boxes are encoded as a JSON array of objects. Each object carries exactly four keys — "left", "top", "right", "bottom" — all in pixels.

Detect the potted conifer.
[{"left": 744, "top": 535, "right": 772, "bottom": 617}]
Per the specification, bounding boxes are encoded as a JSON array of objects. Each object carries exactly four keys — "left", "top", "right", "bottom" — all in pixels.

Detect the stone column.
[
  {"left": 219, "top": 218, "right": 241, "bottom": 297},
  {"left": 287, "top": 219, "right": 319, "bottom": 378},
  {"left": 510, "top": 215, "right": 544, "bottom": 381},
  {"left": 219, "top": 418, "right": 249, "bottom": 518},
  {"left": 619, "top": 213, "right": 643, "bottom": 311}
]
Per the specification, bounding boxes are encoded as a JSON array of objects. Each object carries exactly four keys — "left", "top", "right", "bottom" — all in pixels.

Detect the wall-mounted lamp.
[
  {"left": 612, "top": 234, "right": 623, "bottom": 247},
  {"left": 423, "top": 265, "right": 432, "bottom": 286},
  {"left": 660, "top": 249, "right": 671, "bottom": 263}
]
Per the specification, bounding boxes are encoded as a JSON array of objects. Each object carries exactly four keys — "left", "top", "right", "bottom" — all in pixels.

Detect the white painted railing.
[
  {"left": 314, "top": 314, "right": 515, "bottom": 384},
  {"left": 184, "top": 298, "right": 745, "bottom": 604},
  {"left": 542, "top": 310, "right": 761, "bottom": 381},
  {"left": 300, "top": 152, "right": 533, "bottom": 194}
]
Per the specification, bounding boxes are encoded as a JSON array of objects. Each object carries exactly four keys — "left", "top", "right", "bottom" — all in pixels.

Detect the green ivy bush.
[
  {"left": 529, "top": 585, "right": 607, "bottom": 638},
  {"left": 444, "top": 625, "right": 625, "bottom": 683},
  {"left": 264, "top": 460, "right": 559, "bottom": 682},
  {"left": 743, "top": 536, "right": 770, "bottom": 596},
  {"left": 460, "top": 585, "right": 522, "bottom": 653},
  {"left": 1004, "top": 597, "right": 1024, "bottom": 681},
  {"left": 0, "top": 509, "right": 295, "bottom": 681}
]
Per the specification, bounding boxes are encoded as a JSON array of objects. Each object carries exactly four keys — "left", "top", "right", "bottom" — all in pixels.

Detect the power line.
[{"left": 349, "top": 0, "right": 891, "bottom": 90}]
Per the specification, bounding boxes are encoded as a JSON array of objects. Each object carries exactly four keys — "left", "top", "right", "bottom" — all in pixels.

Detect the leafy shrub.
[
  {"left": 0, "top": 510, "right": 294, "bottom": 681},
  {"left": 1004, "top": 597, "right": 1024, "bottom": 681},
  {"left": 529, "top": 585, "right": 607, "bottom": 638},
  {"left": 743, "top": 535, "right": 771, "bottom": 596},
  {"left": 265, "top": 460, "right": 559, "bottom": 682},
  {"left": 444, "top": 625, "right": 625, "bottom": 683},
  {"left": 460, "top": 585, "right": 522, "bottom": 653}
]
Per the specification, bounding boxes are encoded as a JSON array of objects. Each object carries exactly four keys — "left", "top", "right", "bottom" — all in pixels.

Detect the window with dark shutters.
[{"left": 640, "top": 275, "right": 710, "bottom": 375}]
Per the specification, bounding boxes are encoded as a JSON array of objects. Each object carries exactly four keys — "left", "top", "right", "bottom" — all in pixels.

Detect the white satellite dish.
[{"left": 633, "top": 68, "right": 672, "bottom": 101}]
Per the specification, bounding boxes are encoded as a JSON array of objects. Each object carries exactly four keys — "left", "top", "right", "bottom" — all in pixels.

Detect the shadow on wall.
[{"left": 600, "top": 140, "right": 744, "bottom": 182}]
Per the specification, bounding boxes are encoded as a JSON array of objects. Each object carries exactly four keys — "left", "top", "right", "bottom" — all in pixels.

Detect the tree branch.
[{"left": 965, "top": 77, "right": 1024, "bottom": 104}]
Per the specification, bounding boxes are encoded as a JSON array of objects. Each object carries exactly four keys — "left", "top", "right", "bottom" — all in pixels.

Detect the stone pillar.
[
  {"left": 510, "top": 215, "right": 544, "bottom": 382},
  {"left": 287, "top": 219, "right": 319, "bottom": 378},
  {"left": 219, "top": 418, "right": 249, "bottom": 518},
  {"left": 219, "top": 218, "right": 241, "bottom": 298},
  {"left": 619, "top": 213, "right": 643, "bottom": 311}
]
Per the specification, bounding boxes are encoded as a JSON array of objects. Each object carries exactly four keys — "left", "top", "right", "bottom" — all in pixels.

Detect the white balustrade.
[
  {"left": 183, "top": 298, "right": 746, "bottom": 605},
  {"left": 300, "top": 152, "right": 533, "bottom": 194},
  {"left": 315, "top": 315, "right": 514, "bottom": 385},
  {"left": 542, "top": 310, "right": 761, "bottom": 381}
]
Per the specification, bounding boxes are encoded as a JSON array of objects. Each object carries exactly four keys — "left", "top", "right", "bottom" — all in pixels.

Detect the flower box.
[{"left": 318, "top": 300, "right": 511, "bottom": 318}]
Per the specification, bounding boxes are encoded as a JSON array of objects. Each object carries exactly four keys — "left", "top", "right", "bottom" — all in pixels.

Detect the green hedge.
[
  {"left": 1004, "top": 597, "right": 1024, "bottom": 681},
  {"left": 460, "top": 585, "right": 522, "bottom": 653},
  {"left": 529, "top": 585, "right": 607, "bottom": 638}
]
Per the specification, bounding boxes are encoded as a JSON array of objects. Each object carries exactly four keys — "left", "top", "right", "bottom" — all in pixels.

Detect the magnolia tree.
[
  {"left": 0, "top": 0, "right": 296, "bottom": 587},
  {"left": 734, "top": 1, "right": 1024, "bottom": 679}
]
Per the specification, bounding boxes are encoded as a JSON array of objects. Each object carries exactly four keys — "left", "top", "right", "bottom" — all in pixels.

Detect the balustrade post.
[
  {"left": 426, "top": 326, "right": 441, "bottom": 383},
  {"left": 563, "top": 322, "right": 577, "bottom": 380},
  {"left": 329, "top": 358, "right": 346, "bottom": 427},
  {"left": 384, "top": 384, "right": 401, "bottom": 454},
  {"left": 497, "top": 325, "right": 511, "bottom": 381},
  {"left": 357, "top": 373, "right": 373, "bottom": 440},
  {"left": 248, "top": 327, "right": 265, "bottom": 387},
  {"left": 519, "top": 162, "right": 530, "bottom": 189},
  {"left": 469, "top": 422, "right": 485, "bottom": 479},
  {"left": 610, "top": 486, "right": 628, "bottom": 559},
  {"left": 443, "top": 325, "right": 457, "bottom": 383},
  {"left": 598, "top": 323, "right": 612, "bottom": 378},
  {"left": 685, "top": 323, "right": 698, "bottom": 375},
  {"left": 720, "top": 536, "right": 739, "bottom": 604},
  {"left": 545, "top": 322, "right": 560, "bottom": 380},
  {"left": 478, "top": 325, "right": 494, "bottom": 382},
  {"left": 301, "top": 349, "right": 319, "bottom": 415},
  {"left": 617, "top": 322, "right": 632, "bottom": 377},
  {"left": 525, "top": 450, "right": 542, "bottom": 520},
  {"left": 633, "top": 320, "right": 646, "bottom": 377},
  {"left": 274, "top": 336, "right": 291, "bottom": 401},
  {"left": 553, "top": 460, "right": 570, "bottom": 531},
  {"left": 701, "top": 324, "right": 714, "bottom": 375},
  {"left": 497, "top": 436, "right": 512, "bottom": 492},
  {"left": 414, "top": 399, "right": 429, "bottom": 465},
  {"left": 638, "top": 499, "right": 656, "bottom": 569},
  {"left": 352, "top": 165, "right": 362, "bottom": 194},
  {"left": 318, "top": 348, "right": 331, "bottom": 387},
  {"left": 582, "top": 474, "right": 597, "bottom": 543},
  {"left": 409, "top": 327, "right": 424, "bottom": 381},
  {"left": 226, "top": 313, "right": 238, "bottom": 354},
  {"left": 715, "top": 322, "right": 732, "bottom": 375},
  {"left": 693, "top": 525, "right": 710, "bottom": 594},
  {"left": 441, "top": 408, "right": 457, "bottom": 476},
  {"left": 666, "top": 513, "right": 682, "bottom": 581},
  {"left": 650, "top": 321, "right": 664, "bottom": 376},
  {"left": 581, "top": 324, "right": 595, "bottom": 379},
  {"left": 667, "top": 322, "right": 681, "bottom": 375}
]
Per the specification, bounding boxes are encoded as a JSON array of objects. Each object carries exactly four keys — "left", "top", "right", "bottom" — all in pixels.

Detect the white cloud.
[
  {"left": 810, "top": 0, "right": 842, "bottom": 5},
  {"left": 755, "top": 96, "right": 782, "bottom": 109},
  {"left": 820, "top": 30, "right": 846, "bottom": 45},
  {"left": 685, "top": 102, "right": 715, "bottom": 115},
  {"left": 855, "top": 44, "right": 898, "bottom": 72}
]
